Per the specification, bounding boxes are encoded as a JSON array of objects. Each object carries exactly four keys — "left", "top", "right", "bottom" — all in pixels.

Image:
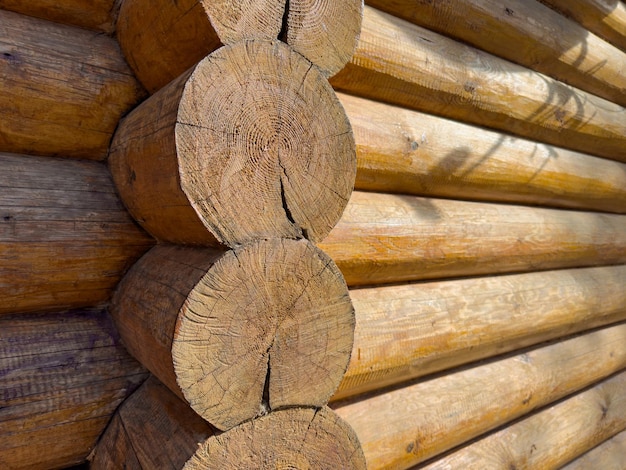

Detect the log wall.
[{"left": 2, "top": 0, "right": 626, "bottom": 468}]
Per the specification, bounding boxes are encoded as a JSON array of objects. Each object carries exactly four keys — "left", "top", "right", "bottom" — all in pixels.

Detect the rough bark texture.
[
  {"left": 0, "top": 153, "right": 154, "bottom": 315},
  {"left": 185, "top": 407, "right": 366, "bottom": 470},
  {"left": 561, "top": 429, "right": 626, "bottom": 470},
  {"left": 0, "top": 0, "right": 120, "bottom": 33},
  {"left": 90, "top": 376, "right": 215, "bottom": 470},
  {"left": 111, "top": 240, "right": 354, "bottom": 431},
  {"left": 0, "top": 10, "right": 144, "bottom": 160},
  {"left": 319, "top": 191, "right": 626, "bottom": 286},
  {"left": 341, "top": 93, "right": 626, "bottom": 213},
  {"left": 109, "top": 39, "right": 355, "bottom": 247},
  {"left": 334, "top": 323, "right": 626, "bottom": 469},
  {"left": 0, "top": 308, "right": 148, "bottom": 470},
  {"left": 335, "top": 265, "right": 626, "bottom": 400},
  {"left": 330, "top": 6, "right": 626, "bottom": 163},
  {"left": 365, "top": 0, "right": 626, "bottom": 108},
  {"left": 421, "top": 370, "right": 626, "bottom": 470}
]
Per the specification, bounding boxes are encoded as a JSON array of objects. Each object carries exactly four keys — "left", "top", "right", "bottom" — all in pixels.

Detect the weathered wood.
[
  {"left": 0, "top": 153, "right": 154, "bottom": 315},
  {"left": 0, "top": 308, "right": 148, "bottom": 470},
  {"left": 561, "top": 429, "right": 626, "bottom": 470},
  {"left": 330, "top": 6, "right": 626, "bottom": 163},
  {"left": 319, "top": 191, "right": 626, "bottom": 286},
  {"left": 90, "top": 376, "right": 215, "bottom": 470},
  {"left": 109, "top": 39, "right": 355, "bottom": 247},
  {"left": 0, "top": 0, "right": 120, "bottom": 33},
  {"left": 117, "top": 0, "right": 362, "bottom": 92},
  {"left": 334, "top": 323, "right": 626, "bottom": 469},
  {"left": 539, "top": 0, "right": 626, "bottom": 53},
  {"left": 365, "top": 0, "right": 626, "bottom": 108},
  {"left": 335, "top": 265, "right": 626, "bottom": 400},
  {"left": 421, "top": 370, "right": 626, "bottom": 470},
  {"left": 0, "top": 10, "right": 144, "bottom": 160},
  {"left": 186, "top": 407, "right": 366, "bottom": 469},
  {"left": 111, "top": 240, "right": 354, "bottom": 431},
  {"left": 341, "top": 93, "right": 626, "bottom": 213}
]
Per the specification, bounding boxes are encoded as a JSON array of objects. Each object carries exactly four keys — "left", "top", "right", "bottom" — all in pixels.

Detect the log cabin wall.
[{"left": 1, "top": 1, "right": 626, "bottom": 470}]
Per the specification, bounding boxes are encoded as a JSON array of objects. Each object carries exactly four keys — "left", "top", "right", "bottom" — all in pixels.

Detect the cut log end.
[
  {"left": 184, "top": 407, "right": 366, "bottom": 469},
  {"left": 172, "top": 238, "right": 355, "bottom": 431},
  {"left": 286, "top": 0, "right": 364, "bottom": 77}
]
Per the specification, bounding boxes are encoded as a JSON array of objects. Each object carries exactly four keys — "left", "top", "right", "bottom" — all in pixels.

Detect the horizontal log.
[
  {"left": 334, "top": 323, "right": 626, "bottom": 469},
  {"left": 365, "top": 0, "right": 626, "bottom": 108},
  {"left": 318, "top": 191, "right": 626, "bottom": 286},
  {"left": 0, "top": 10, "right": 144, "bottom": 160},
  {"left": 0, "top": 153, "right": 153, "bottom": 315},
  {"left": 330, "top": 6, "right": 626, "bottom": 163},
  {"left": 421, "top": 370, "right": 626, "bottom": 469},
  {"left": 90, "top": 376, "right": 215, "bottom": 470},
  {"left": 118, "top": 0, "right": 362, "bottom": 92},
  {"left": 0, "top": 0, "right": 119, "bottom": 33},
  {"left": 334, "top": 264, "right": 626, "bottom": 400},
  {"left": 561, "top": 429, "right": 626, "bottom": 470},
  {"left": 342, "top": 93, "right": 626, "bottom": 213},
  {"left": 539, "top": 0, "right": 626, "bottom": 53},
  {"left": 0, "top": 308, "right": 148, "bottom": 470},
  {"left": 110, "top": 40, "right": 355, "bottom": 247},
  {"left": 111, "top": 241, "right": 354, "bottom": 431}
]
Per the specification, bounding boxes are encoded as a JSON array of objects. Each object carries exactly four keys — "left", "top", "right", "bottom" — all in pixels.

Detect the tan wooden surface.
[
  {"left": 109, "top": 40, "right": 355, "bottom": 247},
  {"left": 91, "top": 376, "right": 215, "bottom": 470},
  {"left": 0, "top": 10, "right": 144, "bottom": 160},
  {"left": 330, "top": 6, "right": 626, "bottom": 163},
  {"left": 540, "top": 0, "right": 626, "bottom": 53},
  {"left": 334, "top": 323, "right": 626, "bottom": 469},
  {"left": 319, "top": 191, "right": 626, "bottom": 286},
  {"left": 334, "top": 264, "right": 626, "bottom": 400},
  {"left": 420, "top": 370, "right": 626, "bottom": 469},
  {"left": 0, "top": 153, "right": 153, "bottom": 315},
  {"left": 111, "top": 240, "right": 354, "bottom": 431},
  {"left": 0, "top": 0, "right": 119, "bottom": 32},
  {"left": 341, "top": 93, "right": 626, "bottom": 213},
  {"left": 365, "top": 0, "right": 626, "bottom": 108},
  {"left": 0, "top": 308, "right": 148, "bottom": 470},
  {"left": 561, "top": 429, "right": 626, "bottom": 470},
  {"left": 186, "top": 407, "right": 366, "bottom": 470}
]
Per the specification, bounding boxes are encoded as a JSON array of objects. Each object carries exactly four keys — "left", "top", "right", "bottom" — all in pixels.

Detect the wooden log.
[
  {"left": 539, "top": 0, "right": 626, "bottom": 53},
  {"left": 318, "top": 191, "right": 626, "bottom": 286},
  {"left": 0, "top": 0, "right": 120, "bottom": 33},
  {"left": 420, "top": 370, "right": 626, "bottom": 470},
  {"left": 109, "top": 39, "right": 355, "bottom": 247},
  {"left": 334, "top": 323, "right": 626, "bottom": 469},
  {"left": 364, "top": 0, "right": 626, "bottom": 108},
  {"left": 0, "top": 10, "right": 144, "bottom": 160},
  {"left": 186, "top": 407, "right": 366, "bottom": 469},
  {"left": 0, "top": 153, "right": 154, "bottom": 315},
  {"left": 334, "top": 264, "right": 626, "bottom": 400},
  {"left": 342, "top": 93, "right": 626, "bottom": 213},
  {"left": 117, "top": 0, "right": 362, "bottom": 92},
  {"left": 90, "top": 376, "right": 215, "bottom": 469},
  {"left": 330, "top": 6, "right": 626, "bottom": 164},
  {"left": 0, "top": 308, "right": 148, "bottom": 470},
  {"left": 561, "top": 429, "right": 626, "bottom": 470},
  {"left": 110, "top": 240, "right": 355, "bottom": 431}
]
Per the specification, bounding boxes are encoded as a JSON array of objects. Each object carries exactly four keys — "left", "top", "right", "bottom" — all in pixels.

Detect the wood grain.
[
  {"left": 0, "top": 308, "right": 148, "bottom": 470},
  {"left": 365, "top": 0, "right": 626, "bottom": 108},
  {"left": 335, "top": 264, "right": 626, "bottom": 400},
  {"left": 0, "top": 10, "right": 144, "bottom": 160},
  {"left": 561, "top": 429, "right": 626, "bottom": 470},
  {"left": 334, "top": 323, "right": 626, "bottom": 469},
  {"left": 330, "top": 6, "right": 626, "bottom": 163},
  {"left": 420, "top": 370, "right": 626, "bottom": 469},
  {"left": 341, "top": 93, "right": 626, "bottom": 213},
  {"left": 319, "top": 191, "right": 626, "bottom": 286},
  {"left": 0, "top": 153, "right": 154, "bottom": 315}
]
